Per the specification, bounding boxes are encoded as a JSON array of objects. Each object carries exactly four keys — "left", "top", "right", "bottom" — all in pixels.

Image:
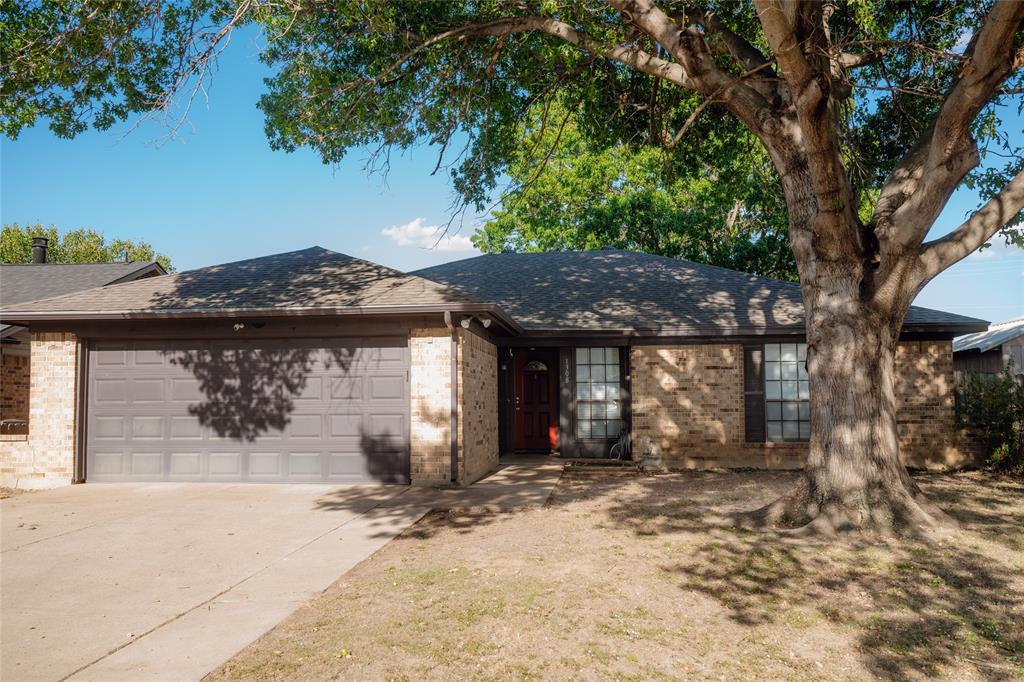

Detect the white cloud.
[
  {"left": 381, "top": 217, "right": 475, "bottom": 252},
  {"left": 968, "top": 247, "right": 1000, "bottom": 260},
  {"left": 953, "top": 28, "right": 971, "bottom": 54},
  {"left": 966, "top": 240, "right": 1022, "bottom": 262}
]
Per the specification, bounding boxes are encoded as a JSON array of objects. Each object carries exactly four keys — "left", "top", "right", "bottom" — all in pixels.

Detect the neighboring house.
[
  {"left": 953, "top": 317, "right": 1024, "bottom": 379},
  {"left": 0, "top": 246, "right": 985, "bottom": 489},
  {"left": 0, "top": 238, "right": 166, "bottom": 439}
]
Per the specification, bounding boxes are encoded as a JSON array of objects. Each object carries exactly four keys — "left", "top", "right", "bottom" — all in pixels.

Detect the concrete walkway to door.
[{"left": 0, "top": 457, "right": 563, "bottom": 682}]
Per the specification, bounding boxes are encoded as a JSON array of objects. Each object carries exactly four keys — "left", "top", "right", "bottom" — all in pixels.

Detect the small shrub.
[{"left": 957, "top": 362, "right": 1024, "bottom": 474}]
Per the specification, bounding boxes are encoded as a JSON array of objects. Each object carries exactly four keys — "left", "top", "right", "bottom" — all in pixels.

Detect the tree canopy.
[
  {"left": 3, "top": 1, "right": 1019, "bottom": 246},
  {"left": 0, "top": 224, "right": 173, "bottom": 271},
  {"left": 473, "top": 100, "right": 797, "bottom": 279}
]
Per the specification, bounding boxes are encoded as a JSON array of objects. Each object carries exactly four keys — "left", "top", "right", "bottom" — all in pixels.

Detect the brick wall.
[
  {"left": 1, "top": 353, "right": 30, "bottom": 425},
  {"left": 896, "top": 341, "right": 979, "bottom": 468},
  {"left": 0, "top": 332, "right": 79, "bottom": 488},
  {"left": 630, "top": 340, "right": 976, "bottom": 470},
  {"left": 458, "top": 328, "right": 499, "bottom": 484},
  {"left": 409, "top": 328, "right": 453, "bottom": 483}
]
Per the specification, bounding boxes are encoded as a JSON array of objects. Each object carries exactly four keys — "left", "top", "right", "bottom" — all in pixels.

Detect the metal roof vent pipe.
[{"left": 32, "top": 237, "right": 48, "bottom": 264}]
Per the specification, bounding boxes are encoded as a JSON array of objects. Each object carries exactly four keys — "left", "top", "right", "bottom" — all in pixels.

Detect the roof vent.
[{"left": 32, "top": 237, "right": 48, "bottom": 264}]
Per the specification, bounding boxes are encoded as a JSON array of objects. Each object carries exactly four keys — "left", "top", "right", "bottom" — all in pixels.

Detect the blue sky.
[{"left": 2, "top": 27, "right": 1021, "bottom": 322}]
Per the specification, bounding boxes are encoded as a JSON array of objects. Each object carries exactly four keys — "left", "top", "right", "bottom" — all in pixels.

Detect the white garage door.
[{"left": 86, "top": 338, "right": 409, "bottom": 483}]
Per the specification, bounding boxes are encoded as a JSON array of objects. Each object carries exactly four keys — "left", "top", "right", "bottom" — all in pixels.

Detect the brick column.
[
  {"left": 409, "top": 328, "right": 452, "bottom": 484},
  {"left": 457, "top": 328, "right": 499, "bottom": 484},
  {"left": 0, "top": 332, "right": 79, "bottom": 488}
]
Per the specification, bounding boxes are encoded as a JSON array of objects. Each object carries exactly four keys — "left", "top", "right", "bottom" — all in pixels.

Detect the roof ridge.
[
  {"left": 990, "top": 317, "right": 1024, "bottom": 327},
  {"left": 415, "top": 248, "right": 802, "bottom": 288},
  {"left": 0, "top": 261, "right": 156, "bottom": 267}
]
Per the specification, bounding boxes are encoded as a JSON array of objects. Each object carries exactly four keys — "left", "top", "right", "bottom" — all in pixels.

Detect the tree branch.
[
  {"left": 837, "top": 49, "right": 886, "bottom": 69},
  {"left": 606, "top": 0, "right": 777, "bottom": 139},
  {"left": 918, "top": 169, "right": 1024, "bottom": 278},
  {"left": 874, "top": 0, "right": 1024, "bottom": 249},
  {"left": 699, "top": 11, "right": 772, "bottom": 72},
  {"left": 665, "top": 59, "right": 778, "bottom": 148},
  {"left": 467, "top": 15, "right": 692, "bottom": 88},
  {"left": 753, "top": 0, "right": 817, "bottom": 98}
]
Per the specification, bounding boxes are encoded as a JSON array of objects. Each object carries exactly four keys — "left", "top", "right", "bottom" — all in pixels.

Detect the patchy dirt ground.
[
  {"left": 0, "top": 486, "right": 30, "bottom": 500},
  {"left": 211, "top": 470, "right": 1024, "bottom": 681}
]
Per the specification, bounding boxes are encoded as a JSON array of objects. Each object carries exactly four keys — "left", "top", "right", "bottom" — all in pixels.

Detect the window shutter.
[{"left": 743, "top": 345, "right": 766, "bottom": 443}]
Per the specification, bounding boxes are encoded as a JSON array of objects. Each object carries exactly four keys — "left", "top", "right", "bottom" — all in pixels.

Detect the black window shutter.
[{"left": 743, "top": 345, "right": 766, "bottom": 443}]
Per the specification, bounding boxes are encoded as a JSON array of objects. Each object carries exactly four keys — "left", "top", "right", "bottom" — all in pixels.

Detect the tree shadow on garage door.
[
  {"left": 166, "top": 345, "right": 356, "bottom": 440},
  {"left": 161, "top": 345, "right": 412, "bottom": 483},
  {"left": 168, "top": 346, "right": 312, "bottom": 441}
]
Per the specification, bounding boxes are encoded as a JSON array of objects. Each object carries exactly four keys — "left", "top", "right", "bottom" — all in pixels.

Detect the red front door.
[{"left": 514, "top": 350, "right": 559, "bottom": 451}]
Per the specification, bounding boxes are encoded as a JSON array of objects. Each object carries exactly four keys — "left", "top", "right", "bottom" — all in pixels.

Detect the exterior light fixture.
[
  {"left": 481, "top": 317, "right": 492, "bottom": 328},
  {"left": 460, "top": 318, "right": 472, "bottom": 329},
  {"left": 233, "top": 322, "right": 245, "bottom": 331}
]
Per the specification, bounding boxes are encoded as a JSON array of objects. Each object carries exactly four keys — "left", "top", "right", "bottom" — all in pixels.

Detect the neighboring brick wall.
[
  {"left": 1, "top": 353, "right": 30, "bottom": 425},
  {"left": 0, "top": 332, "right": 79, "bottom": 488},
  {"left": 896, "top": 341, "right": 979, "bottom": 469},
  {"left": 630, "top": 341, "right": 976, "bottom": 471},
  {"left": 409, "top": 328, "right": 452, "bottom": 483},
  {"left": 458, "top": 328, "right": 499, "bottom": 484}
]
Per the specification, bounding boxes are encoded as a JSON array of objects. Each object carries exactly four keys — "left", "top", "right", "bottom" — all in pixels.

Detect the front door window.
[{"left": 575, "top": 347, "right": 623, "bottom": 439}]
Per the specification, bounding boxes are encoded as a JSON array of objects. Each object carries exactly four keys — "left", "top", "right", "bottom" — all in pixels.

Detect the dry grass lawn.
[{"left": 211, "top": 469, "right": 1024, "bottom": 681}]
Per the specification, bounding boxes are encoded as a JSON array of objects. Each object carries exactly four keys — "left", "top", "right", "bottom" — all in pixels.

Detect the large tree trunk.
[{"left": 747, "top": 283, "right": 956, "bottom": 538}]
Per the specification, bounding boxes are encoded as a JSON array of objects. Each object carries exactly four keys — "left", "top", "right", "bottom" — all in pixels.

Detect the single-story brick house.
[
  {"left": 0, "top": 246, "right": 985, "bottom": 488},
  {"left": 0, "top": 238, "right": 165, "bottom": 437}
]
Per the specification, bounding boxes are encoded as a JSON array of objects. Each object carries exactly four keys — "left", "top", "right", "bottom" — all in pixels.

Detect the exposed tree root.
[{"left": 735, "top": 474, "right": 959, "bottom": 542}]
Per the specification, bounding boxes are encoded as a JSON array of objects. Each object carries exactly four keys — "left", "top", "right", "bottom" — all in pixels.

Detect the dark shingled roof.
[
  {"left": 0, "top": 261, "right": 163, "bottom": 307},
  {"left": 0, "top": 247, "right": 479, "bottom": 319},
  {"left": 414, "top": 249, "right": 988, "bottom": 335}
]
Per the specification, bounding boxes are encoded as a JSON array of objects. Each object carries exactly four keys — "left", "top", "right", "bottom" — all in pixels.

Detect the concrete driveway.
[{"left": 1, "top": 483, "right": 431, "bottom": 681}]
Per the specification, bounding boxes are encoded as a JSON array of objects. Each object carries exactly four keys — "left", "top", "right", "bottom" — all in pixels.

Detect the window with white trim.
[
  {"left": 575, "top": 347, "right": 623, "bottom": 439},
  {"left": 764, "top": 342, "right": 810, "bottom": 441}
]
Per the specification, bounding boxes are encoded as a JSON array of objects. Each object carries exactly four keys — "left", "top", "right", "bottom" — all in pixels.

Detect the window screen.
[
  {"left": 764, "top": 343, "right": 810, "bottom": 441},
  {"left": 575, "top": 347, "right": 623, "bottom": 439}
]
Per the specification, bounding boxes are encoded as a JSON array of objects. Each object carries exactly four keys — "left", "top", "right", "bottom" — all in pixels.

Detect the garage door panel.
[
  {"left": 297, "top": 377, "right": 323, "bottom": 401},
  {"left": 248, "top": 452, "right": 282, "bottom": 477},
  {"left": 94, "top": 379, "right": 128, "bottom": 404},
  {"left": 131, "top": 416, "right": 164, "bottom": 439},
  {"left": 368, "top": 375, "right": 405, "bottom": 401},
  {"left": 288, "top": 414, "right": 324, "bottom": 439},
  {"left": 330, "top": 377, "right": 363, "bottom": 400},
  {"left": 378, "top": 346, "right": 406, "bottom": 364},
  {"left": 252, "top": 429, "right": 283, "bottom": 442},
  {"left": 130, "top": 453, "right": 163, "bottom": 476},
  {"left": 93, "top": 416, "right": 126, "bottom": 439},
  {"left": 368, "top": 413, "right": 405, "bottom": 439},
  {"left": 132, "top": 379, "right": 166, "bottom": 402},
  {"left": 94, "top": 347, "right": 128, "bottom": 366},
  {"left": 134, "top": 349, "right": 165, "bottom": 366},
  {"left": 170, "top": 417, "right": 203, "bottom": 439},
  {"left": 170, "top": 378, "right": 203, "bottom": 402},
  {"left": 209, "top": 452, "right": 242, "bottom": 475},
  {"left": 328, "top": 453, "right": 365, "bottom": 478},
  {"left": 88, "top": 339, "right": 409, "bottom": 483},
  {"left": 169, "top": 453, "right": 202, "bottom": 476},
  {"left": 287, "top": 452, "right": 322, "bottom": 477},
  {"left": 328, "top": 414, "right": 363, "bottom": 438},
  {"left": 92, "top": 452, "right": 125, "bottom": 474}
]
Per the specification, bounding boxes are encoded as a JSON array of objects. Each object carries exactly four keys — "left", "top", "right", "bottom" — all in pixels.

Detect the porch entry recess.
[{"left": 507, "top": 345, "right": 628, "bottom": 457}]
